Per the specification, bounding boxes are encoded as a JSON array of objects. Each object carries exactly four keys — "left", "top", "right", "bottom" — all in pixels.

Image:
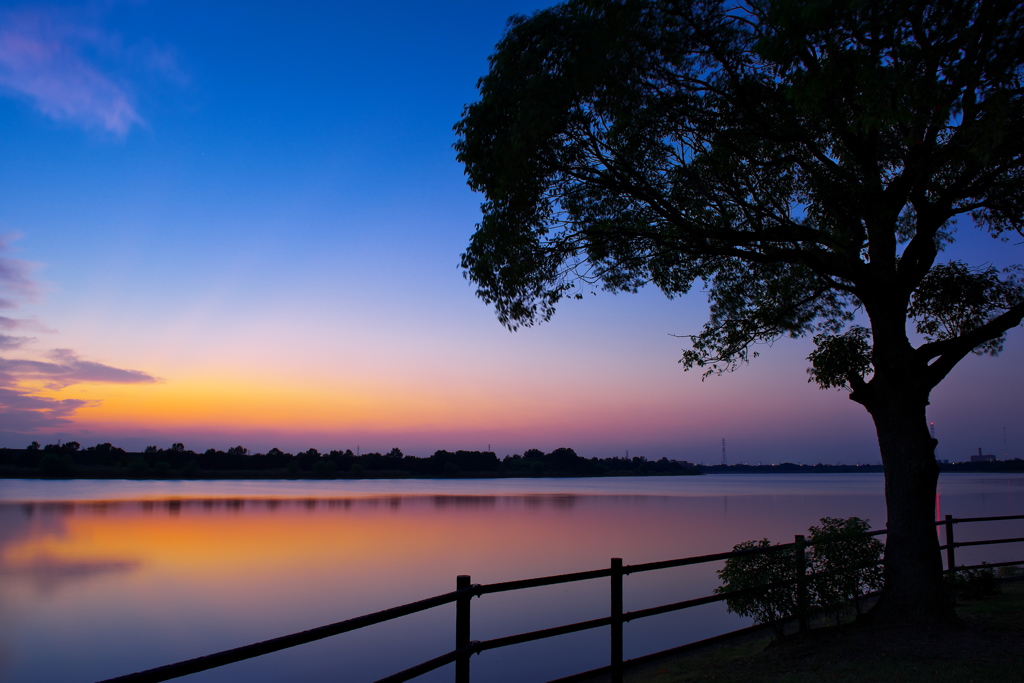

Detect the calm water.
[{"left": 1, "top": 474, "right": 1022, "bottom": 683}]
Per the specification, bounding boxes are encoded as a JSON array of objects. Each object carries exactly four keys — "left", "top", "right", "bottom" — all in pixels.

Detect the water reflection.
[
  {"left": 0, "top": 474, "right": 1021, "bottom": 683},
  {"left": 9, "top": 493, "right": 600, "bottom": 518},
  {"left": 1, "top": 554, "right": 141, "bottom": 595}
]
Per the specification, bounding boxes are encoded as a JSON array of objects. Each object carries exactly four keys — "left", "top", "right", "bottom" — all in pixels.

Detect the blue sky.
[{"left": 0, "top": 0, "right": 1020, "bottom": 464}]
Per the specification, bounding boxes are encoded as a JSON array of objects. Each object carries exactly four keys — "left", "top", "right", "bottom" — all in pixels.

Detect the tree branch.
[{"left": 920, "top": 300, "right": 1024, "bottom": 388}]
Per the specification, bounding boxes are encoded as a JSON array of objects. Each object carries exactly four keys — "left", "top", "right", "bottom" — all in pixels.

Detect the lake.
[{"left": 2, "top": 474, "right": 1022, "bottom": 682}]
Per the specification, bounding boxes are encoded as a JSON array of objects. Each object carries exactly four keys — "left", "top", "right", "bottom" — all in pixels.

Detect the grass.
[{"left": 589, "top": 581, "right": 1024, "bottom": 683}]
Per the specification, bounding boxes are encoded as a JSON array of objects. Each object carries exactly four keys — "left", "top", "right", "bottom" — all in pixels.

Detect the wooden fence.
[{"left": 98, "top": 513, "right": 1024, "bottom": 683}]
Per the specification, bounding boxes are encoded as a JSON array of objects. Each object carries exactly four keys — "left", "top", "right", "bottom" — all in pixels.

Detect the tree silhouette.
[{"left": 456, "top": 0, "right": 1024, "bottom": 623}]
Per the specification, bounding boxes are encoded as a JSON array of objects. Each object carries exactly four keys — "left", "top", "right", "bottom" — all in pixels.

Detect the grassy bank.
[{"left": 582, "top": 581, "right": 1023, "bottom": 683}]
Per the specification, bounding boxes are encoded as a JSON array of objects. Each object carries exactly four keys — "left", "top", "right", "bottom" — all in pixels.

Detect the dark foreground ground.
[{"left": 577, "top": 581, "right": 1024, "bottom": 683}]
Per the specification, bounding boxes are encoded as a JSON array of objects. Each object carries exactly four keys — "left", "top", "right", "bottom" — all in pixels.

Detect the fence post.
[
  {"left": 944, "top": 515, "right": 956, "bottom": 573},
  {"left": 610, "top": 558, "right": 623, "bottom": 683},
  {"left": 456, "top": 574, "right": 472, "bottom": 683},
  {"left": 794, "top": 535, "right": 808, "bottom": 634}
]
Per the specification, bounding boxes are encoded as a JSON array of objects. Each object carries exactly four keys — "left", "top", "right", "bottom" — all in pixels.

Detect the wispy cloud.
[
  {"left": 0, "top": 334, "right": 34, "bottom": 350},
  {"left": 0, "top": 348, "right": 158, "bottom": 433},
  {"left": 0, "top": 236, "right": 159, "bottom": 433},
  {"left": 0, "top": 386, "right": 93, "bottom": 430},
  {"left": 0, "top": 234, "right": 38, "bottom": 303},
  {"left": 0, "top": 5, "right": 177, "bottom": 136},
  {"left": 0, "top": 236, "right": 44, "bottom": 346},
  {"left": 0, "top": 349, "right": 158, "bottom": 389}
]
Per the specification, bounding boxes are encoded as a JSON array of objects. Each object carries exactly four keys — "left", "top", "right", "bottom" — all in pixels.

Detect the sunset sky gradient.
[{"left": 0, "top": 0, "right": 1020, "bottom": 464}]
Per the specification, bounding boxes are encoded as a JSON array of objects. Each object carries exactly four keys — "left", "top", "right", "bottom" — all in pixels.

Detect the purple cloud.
[
  {"left": 0, "top": 349, "right": 158, "bottom": 390},
  {"left": 0, "top": 334, "right": 34, "bottom": 349},
  {"left": 0, "top": 234, "right": 38, "bottom": 300},
  {"left": 0, "top": 237, "right": 159, "bottom": 433},
  {"left": 0, "top": 316, "right": 55, "bottom": 339},
  {"left": 0, "top": 240, "right": 51, "bottom": 337},
  {"left": 0, "top": 6, "right": 147, "bottom": 136},
  {"left": 0, "top": 386, "right": 93, "bottom": 430},
  {"left": 0, "top": 350, "right": 157, "bottom": 432}
]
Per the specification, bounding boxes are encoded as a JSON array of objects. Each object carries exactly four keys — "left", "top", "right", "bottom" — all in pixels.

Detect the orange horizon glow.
[
  {"left": 38, "top": 369, "right": 710, "bottom": 438},
  {"left": 12, "top": 341, "right": 887, "bottom": 460},
  {"left": 49, "top": 376, "right": 565, "bottom": 432}
]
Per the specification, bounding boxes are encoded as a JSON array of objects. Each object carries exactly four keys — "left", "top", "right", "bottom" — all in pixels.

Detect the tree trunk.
[{"left": 860, "top": 383, "right": 955, "bottom": 624}]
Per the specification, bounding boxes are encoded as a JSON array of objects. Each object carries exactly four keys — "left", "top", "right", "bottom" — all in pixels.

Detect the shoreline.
[{"left": 3, "top": 460, "right": 1023, "bottom": 480}]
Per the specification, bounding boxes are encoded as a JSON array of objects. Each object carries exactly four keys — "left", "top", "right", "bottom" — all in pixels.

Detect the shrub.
[
  {"left": 715, "top": 539, "right": 796, "bottom": 637},
  {"left": 996, "top": 565, "right": 1022, "bottom": 579},
  {"left": 946, "top": 563, "right": 1000, "bottom": 601},
  {"left": 717, "top": 516, "right": 883, "bottom": 635},
  {"left": 807, "top": 517, "right": 884, "bottom": 620}
]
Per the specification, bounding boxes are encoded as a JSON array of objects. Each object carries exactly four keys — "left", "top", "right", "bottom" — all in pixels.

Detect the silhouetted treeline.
[
  {"left": 0, "top": 442, "right": 702, "bottom": 479},
  {"left": 937, "top": 459, "right": 1024, "bottom": 473},
  {"left": 694, "top": 460, "right": 1024, "bottom": 474},
  {"left": 699, "top": 462, "right": 887, "bottom": 474}
]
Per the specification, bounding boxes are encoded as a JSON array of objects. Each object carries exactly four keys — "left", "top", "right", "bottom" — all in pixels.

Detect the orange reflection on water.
[
  {"left": 4, "top": 478, "right": 955, "bottom": 683},
  {"left": 4, "top": 496, "right": 730, "bottom": 605}
]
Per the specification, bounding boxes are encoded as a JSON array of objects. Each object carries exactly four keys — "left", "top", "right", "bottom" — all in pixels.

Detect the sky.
[{"left": 0, "top": 0, "right": 1020, "bottom": 465}]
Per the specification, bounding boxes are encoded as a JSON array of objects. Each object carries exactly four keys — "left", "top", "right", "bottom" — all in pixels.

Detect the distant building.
[{"left": 970, "top": 447, "right": 997, "bottom": 463}]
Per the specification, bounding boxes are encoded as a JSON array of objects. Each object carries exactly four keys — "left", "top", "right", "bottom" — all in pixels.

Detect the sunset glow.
[{"left": 0, "top": 0, "right": 1020, "bottom": 463}]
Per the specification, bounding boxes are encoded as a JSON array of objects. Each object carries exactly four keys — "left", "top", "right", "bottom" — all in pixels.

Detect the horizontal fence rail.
[
  {"left": 940, "top": 513, "right": 1024, "bottom": 577},
  {"left": 96, "top": 591, "right": 465, "bottom": 683},
  {"left": 98, "top": 513, "right": 1024, "bottom": 683}
]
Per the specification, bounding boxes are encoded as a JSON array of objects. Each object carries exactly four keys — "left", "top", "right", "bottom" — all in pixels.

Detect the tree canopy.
[
  {"left": 457, "top": 0, "right": 1024, "bottom": 385},
  {"left": 456, "top": 0, "right": 1024, "bottom": 623}
]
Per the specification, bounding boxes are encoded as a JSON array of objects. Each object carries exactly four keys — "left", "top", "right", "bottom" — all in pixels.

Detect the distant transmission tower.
[
  {"left": 929, "top": 422, "right": 937, "bottom": 439},
  {"left": 721, "top": 438, "right": 727, "bottom": 466}
]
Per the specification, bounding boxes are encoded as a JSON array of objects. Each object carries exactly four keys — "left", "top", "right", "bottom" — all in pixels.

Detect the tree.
[{"left": 456, "top": 0, "right": 1024, "bottom": 623}]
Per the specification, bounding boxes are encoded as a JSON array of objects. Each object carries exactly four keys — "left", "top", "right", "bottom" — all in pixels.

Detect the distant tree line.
[
  {"left": 5, "top": 443, "right": 1016, "bottom": 480},
  {"left": 699, "top": 461, "right": 1024, "bottom": 474},
  {"left": 0, "top": 441, "right": 701, "bottom": 479}
]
